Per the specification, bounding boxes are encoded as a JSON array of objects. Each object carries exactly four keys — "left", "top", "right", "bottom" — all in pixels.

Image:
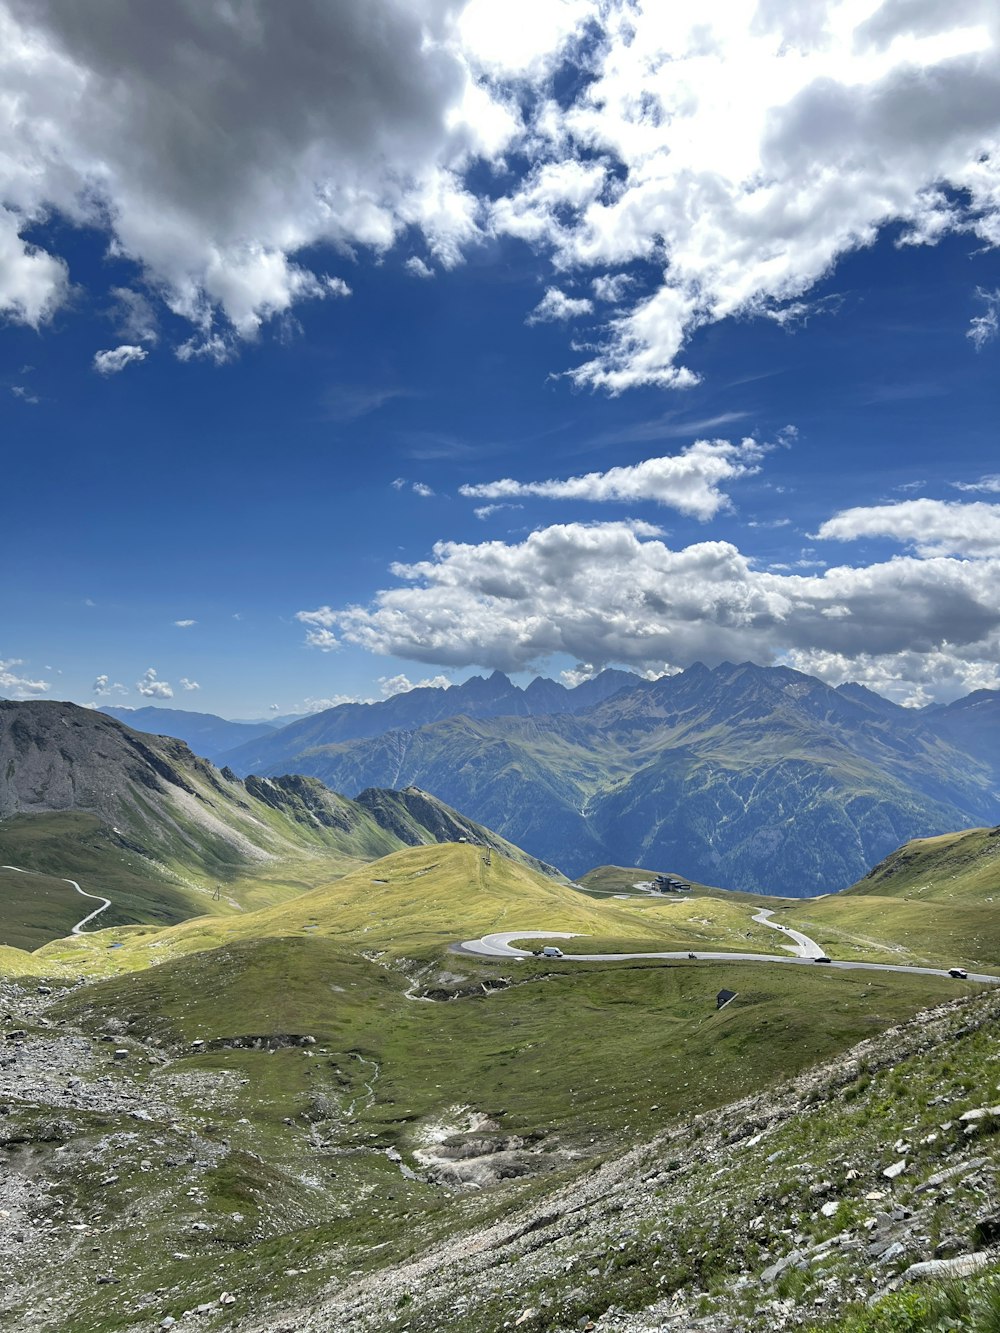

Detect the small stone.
[
  {"left": 219, "top": 1293, "right": 236, "bottom": 1306},
  {"left": 160, "top": 1320, "right": 176, "bottom": 1330},
  {"left": 113, "top": 1049, "right": 128, "bottom": 1061},
  {"left": 820, "top": 1201, "right": 839, "bottom": 1218},
  {"left": 883, "top": 1160, "right": 907, "bottom": 1180}
]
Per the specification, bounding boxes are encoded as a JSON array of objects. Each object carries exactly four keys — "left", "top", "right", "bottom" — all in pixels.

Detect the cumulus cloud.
[
  {"left": 179, "top": 677, "right": 200, "bottom": 691},
  {"left": 412, "top": 482, "right": 435, "bottom": 498},
  {"left": 301, "top": 625, "right": 340, "bottom": 652},
  {"left": 459, "top": 438, "right": 766, "bottom": 520},
  {"left": 0, "top": 657, "right": 50, "bottom": 698},
  {"left": 488, "top": 1, "right": 1000, "bottom": 389},
  {"left": 93, "top": 345, "right": 147, "bottom": 375},
  {"left": 295, "top": 519, "right": 1000, "bottom": 702},
  {"left": 92, "top": 674, "right": 126, "bottom": 697},
  {"left": 8, "top": 2, "right": 1000, "bottom": 386},
  {"left": 782, "top": 648, "right": 1000, "bottom": 709},
  {"left": 136, "top": 667, "right": 173, "bottom": 699},
  {"left": 0, "top": 0, "right": 521, "bottom": 344},
  {"left": 378, "top": 673, "right": 451, "bottom": 697},
  {"left": 817, "top": 499, "right": 1000, "bottom": 558},
  {"left": 174, "top": 619, "right": 196, "bottom": 628},
  {"left": 525, "top": 286, "right": 594, "bottom": 324}
]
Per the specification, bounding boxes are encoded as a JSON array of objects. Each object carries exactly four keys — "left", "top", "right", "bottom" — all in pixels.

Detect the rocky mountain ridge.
[{"left": 228, "top": 663, "right": 1000, "bottom": 894}]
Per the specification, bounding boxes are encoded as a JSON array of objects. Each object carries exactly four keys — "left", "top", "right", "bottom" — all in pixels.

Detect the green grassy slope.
[
  {"left": 787, "top": 825, "right": 1000, "bottom": 971},
  {"left": 10, "top": 923, "right": 967, "bottom": 1333},
  {"left": 28, "top": 842, "right": 804, "bottom": 979}
]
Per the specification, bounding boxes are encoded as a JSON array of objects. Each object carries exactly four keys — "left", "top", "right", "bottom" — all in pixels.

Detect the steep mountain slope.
[
  {"left": 850, "top": 822, "right": 1000, "bottom": 902},
  {"left": 240, "top": 663, "right": 1000, "bottom": 894},
  {"left": 922, "top": 688, "right": 1000, "bottom": 784},
  {"left": 218, "top": 667, "right": 636, "bottom": 772},
  {"left": 99, "top": 705, "right": 274, "bottom": 761},
  {"left": 0, "top": 703, "right": 568, "bottom": 944}
]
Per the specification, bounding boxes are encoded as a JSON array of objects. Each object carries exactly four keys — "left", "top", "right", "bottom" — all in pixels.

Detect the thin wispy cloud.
[{"left": 460, "top": 438, "right": 767, "bottom": 520}]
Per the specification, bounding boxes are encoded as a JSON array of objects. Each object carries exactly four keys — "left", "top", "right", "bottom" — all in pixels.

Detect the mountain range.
[
  {"left": 209, "top": 662, "right": 1000, "bottom": 895},
  {"left": 0, "top": 701, "right": 563, "bottom": 940}
]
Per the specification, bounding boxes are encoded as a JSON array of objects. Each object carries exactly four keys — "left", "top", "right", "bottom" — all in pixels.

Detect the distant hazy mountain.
[
  {"left": 99, "top": 705, "right": 275, "bottom": 761},
  {"left": 218, "top": 668, "right": 637, "bottom": 772},
  {"left": 236, "top": 662, "right": 1000, "bottom": 895},
  {"left": 921, "top": 689, "right": 1000, "bottom": 784}
]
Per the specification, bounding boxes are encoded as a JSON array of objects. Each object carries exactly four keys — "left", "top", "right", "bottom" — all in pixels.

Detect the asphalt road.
[
  {"left": 2, "top": 864, "right": 112, "bottom": 935},
  {"left": 452, "top": 930, "right": 1000, "bottom": 984},
  {"left": 751, "top": 907, "right": 824, "bottom": 958}
]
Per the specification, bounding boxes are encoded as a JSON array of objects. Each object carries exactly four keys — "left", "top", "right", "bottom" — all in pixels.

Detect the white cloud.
[
  {"left": 93, "top": 344, "right": 147, "bottom": 375},
  {"left": 0, "top": 207, "right": 69, "bottom": 327},
  {"left": 525, "top": 286, "right": 594, "bottom": 325},
  {"left": 488, "top": 1, "right": 1000, "bottom": 389},
  {"left": 174, "top": 619, "right": 196, "bottom": 628},
  {"left": 10, "top": 384, "right": 38, "bottom": 404},
  {"left": 179, "top": 677, "right": 200, "bottom": 691},
  {"left": 782, "top": 647, "right": 1000, "bottom": 709},
  {"left": 136, "top": 667, "right": 173, "bottom": 699},
  {"left": 953, "top": 474, "right": 1000, "bottom": 494},
  {"left": 412, "top": 482, "right": 435, "bottom": 497},
  {"left": 0, "top": 657, "right": 50, "bottom": 698},
  {"left": 110, "top": 286, "right": 158, "bottom": 345},
  {"left": 295, "top": 517, "right": 1000, "bottom": 703},
  {"left": 174, "top": 334, "right": 236, "bottom": 365},
  {"left": 405, "top": 256, "right": 435, "bottom": 279},
  {"left": 474, "top": 502, "right": 524, "bottom": 520},
  {"left": 968, "top": 287, "right": 1000, "bottom": 349},
  {"left": 0, "top": 1, "right": 520, "bottom": 345},
  {"left": 817, "top": 499, "right": 1000, "bottom": 558},
  {"left": 591, "top": 274, "right": 633, "bottom": 304},
  {"left": 459, "top": 437, "right": 766, "bottom": 520},
  {"left": 302, "top": 694, "right": 362, "bottom": 712},
  {"left": 92, "top": 674, "right": 126, "bottom": 697},
  {"left": 300, "top": 624, "right": 340, "bottom": 652},
  {"left": 7, "top": 3, "right": 1000, "bottom": 389},
  {"left": 379, "top": 673, "right": 451, "bottom": 697}
]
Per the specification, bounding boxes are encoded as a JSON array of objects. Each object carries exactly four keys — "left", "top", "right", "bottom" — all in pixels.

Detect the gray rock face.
[{"left": 902, "top": 1252, "right": 992, "bottom": 1281}]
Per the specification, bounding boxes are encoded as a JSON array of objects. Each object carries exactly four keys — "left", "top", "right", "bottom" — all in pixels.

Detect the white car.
[
  {"left": 948, "top": 967, "right": 968, "bottom": 979},
  {"left": 541, "top": 946, "right": 564, "bottom": 958}
]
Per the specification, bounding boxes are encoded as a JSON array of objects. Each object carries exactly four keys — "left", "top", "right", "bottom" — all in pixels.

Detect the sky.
[{"left": 3, "top": 0, "right": 1000, "bottom": 717}]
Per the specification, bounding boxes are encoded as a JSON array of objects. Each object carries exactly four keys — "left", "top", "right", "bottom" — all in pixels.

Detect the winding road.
[
  {"left": 2, "top": 864, "right": 112, "bottom": 935},
  {"left": 452, "top": 929, "right": 1000, "bottom": 984}
]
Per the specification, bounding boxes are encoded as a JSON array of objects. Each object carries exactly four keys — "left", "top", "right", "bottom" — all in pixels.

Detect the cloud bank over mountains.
[
  {"left": 4, "top": 0, "right": 1000, "bottom": 386},
  {"left": 298, "top": 492, "right": 1000, "bottom": 704}
]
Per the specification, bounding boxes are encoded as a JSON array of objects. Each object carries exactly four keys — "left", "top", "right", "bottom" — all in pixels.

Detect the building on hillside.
[{"left": 716, "top": 988, "right": 737, "bottom": 1010}]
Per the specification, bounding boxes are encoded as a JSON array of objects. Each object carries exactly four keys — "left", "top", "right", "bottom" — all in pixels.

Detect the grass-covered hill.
[
  {"left": 786, "top": 823, "right": 1000, "bottom": 973},
  {"left": 231, "top": 662, "right": 1000, "bottom": 895},
  {"left": 0, "top": 702, "right": 566, "bottom": 949}
]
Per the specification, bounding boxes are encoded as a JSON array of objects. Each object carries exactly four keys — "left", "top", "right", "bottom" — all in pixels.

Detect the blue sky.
[{"left": 3, "top": 0, "right": 1000, "bottom": 716}]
